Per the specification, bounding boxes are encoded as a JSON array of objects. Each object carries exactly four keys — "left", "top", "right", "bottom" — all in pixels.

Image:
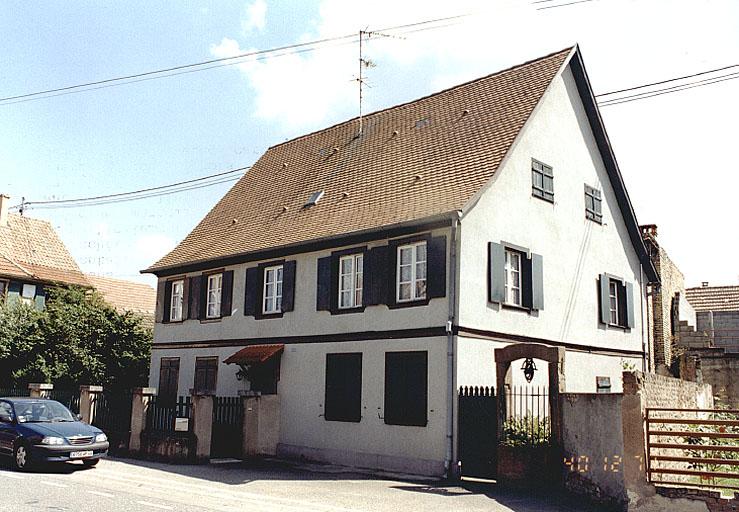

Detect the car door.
[{"left": 0, "top": 401, "right": 16, "bottom": 453}]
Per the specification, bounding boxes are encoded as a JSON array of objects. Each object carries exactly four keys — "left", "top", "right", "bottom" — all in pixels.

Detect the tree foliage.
[{"left": 0, "top": 285, "right": 151, "bottom": 391}]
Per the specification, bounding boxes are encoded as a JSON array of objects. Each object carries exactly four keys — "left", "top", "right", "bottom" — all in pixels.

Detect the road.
[{"left": 0, "top": 457, "right": 599, "bottom": 511}]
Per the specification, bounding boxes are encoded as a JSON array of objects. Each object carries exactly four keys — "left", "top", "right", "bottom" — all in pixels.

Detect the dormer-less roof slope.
[
  {"left": 686, "top": 285, "right": 739, "bottom": 312},
  {"left": 146, "top": 46, "right": 658, "bottom": 282},
  {"left": 0, "top": 214, "right": 89, "bottom": 287}
]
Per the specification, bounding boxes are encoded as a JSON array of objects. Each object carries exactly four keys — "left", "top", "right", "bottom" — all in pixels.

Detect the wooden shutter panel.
[
  {"left": 163, "top": 281, "right": 173, "bottom": 322},
  {"left": 244, "top": 267, "right": 259, "bottom": 317},
  {"left": 531, "top": 253, "right": 544, "bottom": 311},
  {"left": 364, "top": 246, "right": 389, "bottom": 306},
  {"left": 521, "top": 253, "right": 533, "bottom": 309},
  {"left": 316, "top": 256, "right": 332, "bottom": 311},
  {"left": 221, "top": 270, "right": 234, "bottom": 317},
  {"left": 282, "top": 261, "right": 297, "bottom": 312},
  {"left": 625, "top": 281, "right": 635, "bottom": 328},
  {"left": 182, "top": 278, "right": 190, "bottom": 320},
  {"left": 156, "top": 280, "right": 166, "bottom": 323},
  {"left": 188, "top": 276, "right": 202, "bottom": 320},
  {"left": 199, "top": 275, "right": 207, "bottom": 320},
  {"left": 599, "top": 274, "right": 610, "bottom": 325},
  {"left": 488, "top": 242, "right": 505, "bottom": 303},
  {"left": 427, "top": 236, "right": 447, "bottom": 299}
]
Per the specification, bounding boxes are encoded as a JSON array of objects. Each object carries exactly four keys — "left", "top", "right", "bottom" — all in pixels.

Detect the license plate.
[{"left": 70, "top": 450, "right": 94, "bottom": 459}]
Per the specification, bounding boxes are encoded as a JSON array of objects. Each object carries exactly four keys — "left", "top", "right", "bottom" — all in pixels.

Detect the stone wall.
[
  {"left": 622, "top": 371, "right": 714, "bottom": 410},
  {"left": 656, "top": 487, "right": 739, "bottom": 512},
  {"left": 696, "top": 311, "right": 739, "bottom": 353},
  {"left": 701, "top": 350, "right": 739, "bottom": 408}
]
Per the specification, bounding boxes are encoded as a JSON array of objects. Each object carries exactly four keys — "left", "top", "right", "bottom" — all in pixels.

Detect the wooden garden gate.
[
  {"left": 458, "top": 386, "right": 498, "bottom": 479},
  {"left": 211, "top": 396, "right": 243, "bottom": 459}
]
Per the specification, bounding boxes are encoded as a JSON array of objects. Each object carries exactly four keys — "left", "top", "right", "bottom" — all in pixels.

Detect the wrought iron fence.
[
  {"left": 646, "top": 408, "right": 739, "bottom": 492},
  {"left": 145, "top": 396, "right": 192, "bottom": 433},
  {"left": 93, "top": 391, "right": 132, "bottom": 432},
  {"left": 502, "top": 385, "right": 550, "bottom": 446},
  {"left": 0, "top": 388, "right": 26, "bottom": 397},
  {"left": 49, "top": 389, "right": 80, "bottom": 414},
  {"left": 211, "top": 396, "right": 244, "bottom": 459}
]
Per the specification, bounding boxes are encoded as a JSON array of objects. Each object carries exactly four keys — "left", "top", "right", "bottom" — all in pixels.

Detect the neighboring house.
[
  {"left": 641, "top": 224, "right": 696, "bottom": 373},
  {"left": 85, "top": 274, "right": 157, "bottom": 328},
  {"left": 685, "top": 283, "right": 739, "bottom": 353},
  {"left": 144, "top": 46, "right": 658, "bottom": 476},
  {"left": 0, "top": 194, "right": 90, "bottom": 308}
]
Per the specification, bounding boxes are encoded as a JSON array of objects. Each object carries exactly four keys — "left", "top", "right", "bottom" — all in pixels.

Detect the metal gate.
[
  {"left": 458, "top": 386, "right": 497, "bottom": 478},
  {"left": 92, "top": 391, "right": 133, "bottom": 453},
  {"left": 211, "top": 396, "right": 244, "bottom": 459}
]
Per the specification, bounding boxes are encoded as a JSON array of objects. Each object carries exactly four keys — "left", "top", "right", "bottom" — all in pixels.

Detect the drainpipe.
[
  {"left": 445, "top": 213, "right": 459, "bottom": 479},
  {"left": 640, "top": 264, "right": 648, "bottom": 373}
]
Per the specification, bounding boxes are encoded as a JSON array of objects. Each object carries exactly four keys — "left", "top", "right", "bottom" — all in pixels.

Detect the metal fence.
[
  {"left": 0, "top": 388, "right": 26, "bottom": 397},
  {"left": 145, "top": 396, "right": 192, "bottom": 433},
  {"left": 49, "top": 389, "right": 80, "bottom": 414},
  {"left": 646, "top": 408, "right": 739, "bottom": 492},
  {"left": 211, "top": 396, "right": 244, "bottom": 459},
  {"left": 502, "top": 385, "right": 550, "bottom": 445}
]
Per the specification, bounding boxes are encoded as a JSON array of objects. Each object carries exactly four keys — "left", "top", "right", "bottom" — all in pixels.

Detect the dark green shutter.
[
  {"left": 522, "top": 254, "right": 533, "bottom": 309},
  {"left": 625, "top": 281, "right": 635, "bottom": 328},
  {"left": 221, "top": 270, "right": 234, "bottom": 317},
  {"left": 324, "top": 353, "right": 362, "bottom": 422},
  {"left": 599, "top": 274, "right": 610, "bottom": 325},
  {"left": 163, "top": 281, "right": 173, "bottom": 322},
  {"left": 281, "top": 261, "right": 296, "bottom": 312},
  {"left": 244, "top": 267, "right": 259, "bottom": 317},
  {"left": 188, "top": 276, "right": 202, "bottom": 320},
  {"left": 488, "top": 242, "right": 505, "bottom": 303},
  {"left": 364, "top": 246, "right": 388, "bottom": 306},
  {"left": 316, "top": 256, "right": 332, "bottom": 311},
  {"left": 427, "top": 236, "right": 447, "bottom": 299},
  {"left": 531, "top": 253, "right": 544, "bottom": 311},
  {"left": 156, "top": 280, "right": 166, "bottom": 323},
  {"left": 182, "top": 278, "right": 190, "bottom": 320}
]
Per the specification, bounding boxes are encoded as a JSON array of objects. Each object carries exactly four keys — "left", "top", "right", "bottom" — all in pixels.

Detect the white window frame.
[
  {"left": 609, "top": 280, "right": 619, "bottom": 325},
  {"left": 205, "top": 273, "right": 222, "bottom": 319},
  {"left": 396, "top": 241, "right": 427, "bottom": 303},
  {"left": 504, "top": 249, "right": 522, "bottom": 306},
  {"left": 263, "top": 265, "right": 283, "bottom": 314},
  {"left": 338, "top": 253, "right": 363, "bottom": 309},
  {"left": 20, "top": 283, "right": 36, "bottom": 305},
  {"left": 170, "top": 279, "right": 184, "bottom": 322}
]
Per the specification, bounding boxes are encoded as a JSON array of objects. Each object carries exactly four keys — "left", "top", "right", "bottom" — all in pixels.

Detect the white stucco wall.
[{"left": 456, "top": 64, "right": 647, "bottom": 362}]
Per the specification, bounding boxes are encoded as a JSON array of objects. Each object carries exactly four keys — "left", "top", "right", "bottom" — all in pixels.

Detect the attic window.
[
  {"left": 305, "top": 190, "right": 324, "bottom": 207},
  {"left": 415, "top": 118, "right": 430, "bottom": 129}
]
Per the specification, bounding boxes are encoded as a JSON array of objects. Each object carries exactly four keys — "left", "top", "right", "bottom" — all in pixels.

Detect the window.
[
  {"left": 20, "top": 283, "right": 36, "bottom": 305},
  {"left": 596, "top": 376, "right": 611, "bottom": 394},
  {"left": 585, "top": 184, "right": 603, "bottom": 223},
  {"left": 158, "top": 357, "right": 180, "bottom": 404},
  {"left": 263, "top": 265, "right": 283, "bottom": 314},
  {"left": 532, "top": 159, "right": 554, "bottom": 202},
  {"left": 170, "top": 280, "right": 184, "bottom": 322},
  {"left": 609, "top": 280, "right": 619, "bottom": 325},
  {"left": 324, "top": 353, "right": 362, "bottom": 422},
  {"left": 599, "top": 274, "right": 634, "bottom": 329},
  {"left": 384, "top": 351, "right": 428, "bottom": 427},
  {"left": 504, "top": 249, "right": 522, "bottom": 306},
  {"left": 338, "top": 254, "right": 363, "bottom": 309},
  {"left": 396, "top": 241, "right": 427, "bottom": 302},
  {"left": 205, "top": 274, "right": 222, "bottom": 319},
  {"left": 194, "top": 357, "right": 218, "bottom": 394}
]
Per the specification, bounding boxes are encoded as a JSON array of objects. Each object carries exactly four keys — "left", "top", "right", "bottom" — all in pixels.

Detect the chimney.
[
  {"left": 702, "top": 281, "right": 709, "bottom": 287},
  {"left": 0, "top": 194, "right": 9, "bottom": 227},
  {"left": 640, "top": 224, "right": 658, "bottom": 240}
]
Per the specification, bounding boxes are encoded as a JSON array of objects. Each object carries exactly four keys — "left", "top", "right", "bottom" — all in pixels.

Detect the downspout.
[
  {"left": 640, "top": 264, "right": 648, "bottom": 373},
  {"left": 445, "top": 213, "right": 459, "bottom": 479}
]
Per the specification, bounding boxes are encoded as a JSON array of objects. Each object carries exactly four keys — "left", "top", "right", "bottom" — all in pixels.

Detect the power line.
[
  {"left": 535, "top": 0, "right": 600, "bottom": 10},
  {"left": 0, "top": 14, "right": 469, "bottom": 105},
  {"left": 596, "top": 63, "right": 739, "bottom": 97}
]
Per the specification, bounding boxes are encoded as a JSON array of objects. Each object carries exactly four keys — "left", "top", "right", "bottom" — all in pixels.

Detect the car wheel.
[
  {"left": 82, "top": 459, "right": 99, "bottom": 467},
  {"left": 12, "top": 442, "right": 31, "bottom": 472}
]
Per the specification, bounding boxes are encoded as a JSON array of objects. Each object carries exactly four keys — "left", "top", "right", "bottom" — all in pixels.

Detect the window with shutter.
[
  {"left": 384, "top": 351, "right": 428, "bottom": 427},
  {"left": 396, "top": 241, "right": 427, "bottom": 303},
  {"left": 205, "top": 274, "right": 223, "bottom": 319},
  {"left": 584, "top": 184, "right": 603, "bottom": 223},
  {"left": 338, "top": 254, "right": 363, "bottom": 309},
  {"left": 489, "top": 242, "right": 544, "bottom": 311},
  {"left": 158, "top": 357, "right": 180, "bottom": 404},
  {"left": 324, "top": 353, "right": 362, "bottom": 422},
  {"left": 194, "top": 357, "right": 218, "bottom": 394},
  {"left": 531, "top": 159, "right": 554, "bottom": 202},
  {"left": 263, "top": 265, "right": 283, "bottom": 314},
  {"left": 169, "top": 279, "right": 184, "bottom": 321},
  {"left": 599, "top": 274, "right": 635, "bottom": 329}
]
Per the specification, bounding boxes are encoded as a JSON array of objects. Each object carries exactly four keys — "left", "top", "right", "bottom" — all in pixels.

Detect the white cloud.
[{"left": 241, "top": 0, "right": 267, "bottom": 34}]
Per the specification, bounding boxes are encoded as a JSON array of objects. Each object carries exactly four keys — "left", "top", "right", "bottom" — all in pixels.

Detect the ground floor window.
[
  {"left": 384, "top": 351, "right": 428, "bottom": 427},
  {"left": 324, "top": 353, "right": 362, "bottom": 422},
  {"left": 158, "top": 357, "right": 180, "bottom": 403},
  {"left": 194, "top": 357, "right": 218, "bottom": 394}
]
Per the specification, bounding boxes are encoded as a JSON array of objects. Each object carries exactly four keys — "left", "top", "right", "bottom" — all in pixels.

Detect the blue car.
[{"left": 0, "top": 397, "right": 109, "bottom": 471}]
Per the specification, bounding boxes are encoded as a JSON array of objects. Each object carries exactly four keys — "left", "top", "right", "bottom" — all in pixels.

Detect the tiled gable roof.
[
  {"left": 147, "top": 48, "right": 572, "bottom": 272},
  {"left": 0, "top": 214, "right": 89, "bottom": 287},
  {"left": 86, "top": 275, "right": 156, "bottom": 315},
  {"left": 686, "top": 285, "right": 739, "bottom": 312}
]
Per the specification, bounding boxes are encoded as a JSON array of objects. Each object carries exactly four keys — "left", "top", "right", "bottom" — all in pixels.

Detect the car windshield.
[{"left": 14, "top": 400, "right": 76, "bottom": 423}]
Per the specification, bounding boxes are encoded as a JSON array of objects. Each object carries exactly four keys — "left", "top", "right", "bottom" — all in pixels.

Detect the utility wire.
[
  {"left": 596, "top": 63, "right": 739, "bottom": 97},
  {"left": 536, "top": 0, "right": 600, "bottom": 10},
  {"left": 0, "top": 14, "right": 468, "bottom": 105}
]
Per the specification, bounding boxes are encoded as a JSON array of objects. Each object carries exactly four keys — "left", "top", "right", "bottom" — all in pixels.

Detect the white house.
[{"left": 143, "top": 46, "right": 659, "bottom": 477}]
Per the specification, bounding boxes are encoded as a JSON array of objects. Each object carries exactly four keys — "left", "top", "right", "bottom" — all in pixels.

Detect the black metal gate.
[
  {"left": 92, "top": 391, "right": 133, "bottom": 453},
  {"left": 211, "top": 396, "right": 243, "bottom": 459},
  {"left": 458, "top": 386, "right": 497, "bottom": 479}
]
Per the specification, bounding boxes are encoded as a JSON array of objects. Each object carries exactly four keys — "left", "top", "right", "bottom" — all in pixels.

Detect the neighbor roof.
[
  {"left": 0, "top": 214, "right": 89, "bottom": 287},
  {"left": 147, "top": 47, "right": 572, "bottom": 272},
  {"left": 86, "top": 274, "right": 156, "bottom": 315},
  {"left": 686, "top": 285, "right": 739, "bottom": 312}
]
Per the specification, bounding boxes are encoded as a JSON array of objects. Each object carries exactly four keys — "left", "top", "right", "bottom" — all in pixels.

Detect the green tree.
[{"left": 0, "top": 285, "right": 151, "bottom": 391}]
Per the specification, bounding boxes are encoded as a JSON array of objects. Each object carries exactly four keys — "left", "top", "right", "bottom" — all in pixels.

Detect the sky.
[{"left": 1, "top": 0, "right": 738, "bottom": 288}]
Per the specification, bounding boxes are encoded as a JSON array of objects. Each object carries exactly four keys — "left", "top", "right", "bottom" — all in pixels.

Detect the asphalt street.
[{"left": 0, "top": 457, "right": 600, "bottom": 511}]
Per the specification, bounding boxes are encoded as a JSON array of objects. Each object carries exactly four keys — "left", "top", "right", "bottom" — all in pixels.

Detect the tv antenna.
[{"left": 355, "top": 29, "right": 405, "bottom": 136}]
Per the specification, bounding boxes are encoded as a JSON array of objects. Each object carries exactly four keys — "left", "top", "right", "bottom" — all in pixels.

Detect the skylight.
[{"left": 305, "top": 190, "right": 324, "bottom": 207}]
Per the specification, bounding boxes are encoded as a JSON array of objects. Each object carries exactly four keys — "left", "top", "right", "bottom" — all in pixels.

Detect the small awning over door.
[{"left": 223, "top": 344, "right": 284, "bottom": 365}]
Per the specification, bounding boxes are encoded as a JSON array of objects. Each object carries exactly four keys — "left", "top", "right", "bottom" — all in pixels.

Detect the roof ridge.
[
  {"left": 267, "top": 46, "right": 576, "bottom": 151},
  {"left": 687, "top": 285, "right": 739, "bottom": 290}
]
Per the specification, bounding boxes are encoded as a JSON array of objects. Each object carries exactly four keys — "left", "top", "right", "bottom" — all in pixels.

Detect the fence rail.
[
  {"left": 0, "top": 388, "right": 26, "bottom": 397},
  {"left": 646, "top": 408, "right": 739, "bottom": 492},
  {"left": 145, "top": 396, "right": 192, "bottom": 433},
  {"left": 502, "top": 385, "right": 550, "bottom": 445}
]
